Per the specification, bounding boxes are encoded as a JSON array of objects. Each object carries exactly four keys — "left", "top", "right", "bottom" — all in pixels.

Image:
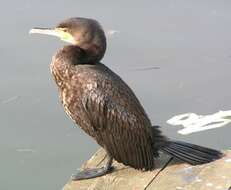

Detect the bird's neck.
[
  {"left": 51, "top": 44, "right": 106, "bottom": 84},
  {"left": 81, "top": 42, "right": 106, "bottom": 64},
  {"left": 56, "top": 44, "right": 105, "bottom": 65}
]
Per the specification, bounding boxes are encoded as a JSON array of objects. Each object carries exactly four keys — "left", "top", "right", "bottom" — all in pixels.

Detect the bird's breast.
[{"left": 50, "top": 60, "right": 78, "bottom": 119}]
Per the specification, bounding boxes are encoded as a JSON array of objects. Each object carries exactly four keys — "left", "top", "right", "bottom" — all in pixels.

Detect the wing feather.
[{"left": 82, "top": 89, "right": 155, "bottom": 170}]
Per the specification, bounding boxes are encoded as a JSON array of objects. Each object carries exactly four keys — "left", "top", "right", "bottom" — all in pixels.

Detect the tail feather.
[
  {"left": 161, "top": 140, "right": 223, "bottom": 165},
  {"left": 163, "top": 147, "right": 206, "bottom": 164},
  {"left": 164, "top": 146, "right": 211, "bottom": 164},
  {"left": 169, "top": 142, "right": 217, "bottom": 161},
  {"left": 173, "top": 141, "right": 221, "bottom": 156}
]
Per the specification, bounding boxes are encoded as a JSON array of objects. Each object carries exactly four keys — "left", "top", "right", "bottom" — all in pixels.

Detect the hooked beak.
[
  {"left": 29, "top": 27, "right": 76, "bottom": 44},
  {"left": 29, "top": 27, "right": 61, "bottom": 36}
]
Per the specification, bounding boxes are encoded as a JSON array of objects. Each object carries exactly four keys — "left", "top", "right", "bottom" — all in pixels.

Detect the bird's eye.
[{"left": 59, "top": 28, "right": 68, "bottom": 32}]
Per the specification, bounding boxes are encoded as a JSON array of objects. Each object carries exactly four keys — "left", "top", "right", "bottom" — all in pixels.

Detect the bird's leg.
[{"left": 71, "top": 152, "right": 113, "bottom": 180}]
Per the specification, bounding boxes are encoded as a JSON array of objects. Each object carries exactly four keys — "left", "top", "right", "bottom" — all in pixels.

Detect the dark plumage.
[{"left": 30, "top": 17, "right": 223, "bottom": 180}]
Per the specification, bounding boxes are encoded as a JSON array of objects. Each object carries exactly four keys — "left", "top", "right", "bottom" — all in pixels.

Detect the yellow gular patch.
[{"left": 55, "top": 28, "right": 76, "bottom": 44}]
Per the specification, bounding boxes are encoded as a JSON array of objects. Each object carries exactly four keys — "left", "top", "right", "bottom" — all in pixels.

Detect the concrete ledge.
[{"left": 63, "top": 149, "right": 231, "bottom": 190}]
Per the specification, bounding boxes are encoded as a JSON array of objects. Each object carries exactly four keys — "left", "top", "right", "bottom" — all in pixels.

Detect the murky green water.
[{"left": 0, "top": 1, "right": 230, "bottom": 189}]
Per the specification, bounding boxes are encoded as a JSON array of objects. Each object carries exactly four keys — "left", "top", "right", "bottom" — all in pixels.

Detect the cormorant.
[{"left": 30, "top": 17, "right": 222, "bottom": 180}]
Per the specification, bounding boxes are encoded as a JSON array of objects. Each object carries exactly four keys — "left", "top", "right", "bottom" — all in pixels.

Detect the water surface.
[{"left": 0, "top": 1, "right": 231, "bottom": 189}]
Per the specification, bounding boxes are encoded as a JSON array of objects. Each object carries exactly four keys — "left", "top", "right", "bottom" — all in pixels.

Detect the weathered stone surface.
[
  {"left": 62, "top": 149, "right": 231, "bottom": 190},
  {"left": 147, "top": 150, "right": 231, "bottom": 190}
]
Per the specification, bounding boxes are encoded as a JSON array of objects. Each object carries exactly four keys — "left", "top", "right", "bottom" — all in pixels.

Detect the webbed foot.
[{"left": 71, "top": 152, "right": 113, "bottom": 181}]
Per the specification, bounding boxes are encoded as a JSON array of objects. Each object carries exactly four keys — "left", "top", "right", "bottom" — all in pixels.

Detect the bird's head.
[{"left": 30, "top": 17, "right": 107, "bottom": 62}]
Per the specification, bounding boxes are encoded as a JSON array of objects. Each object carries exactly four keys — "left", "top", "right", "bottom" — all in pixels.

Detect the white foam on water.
[{"left": 167, "top": 110, "right": 231, "bottom": 135}]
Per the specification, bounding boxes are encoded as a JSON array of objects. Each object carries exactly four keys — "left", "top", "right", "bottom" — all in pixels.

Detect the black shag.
[{"left": 30, "top": 17, "right": 222, "bottom": 180}]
